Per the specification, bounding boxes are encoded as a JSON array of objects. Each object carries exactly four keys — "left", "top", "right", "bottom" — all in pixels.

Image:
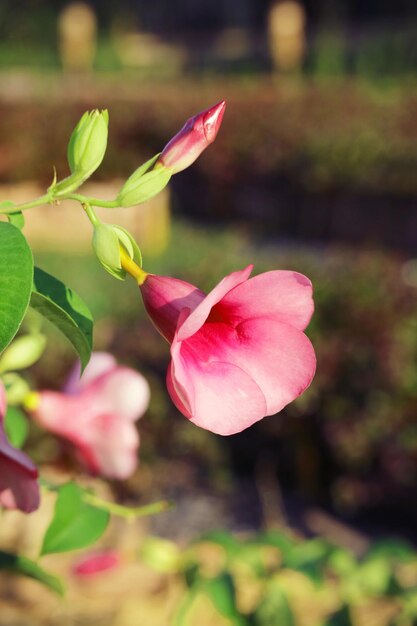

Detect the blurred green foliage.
[{"left": 141, "top": 529, "right": 417, "bottom": 625}]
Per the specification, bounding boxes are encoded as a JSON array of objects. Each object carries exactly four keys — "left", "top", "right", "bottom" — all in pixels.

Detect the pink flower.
[
  {"left": 140, "top": 265, "right": 316, "bottom": 435},
  {"left": 157, "top": 100, "right": 226, "bottom": 174},
  {"left": 31, "top": 353, "right": 150, "bottom": 480},
  {"left": 0, "top": 383, "right": 40, "bottom": 513},
  {"left": 72, "top": 550, "right": 120, "bottom": 578}
]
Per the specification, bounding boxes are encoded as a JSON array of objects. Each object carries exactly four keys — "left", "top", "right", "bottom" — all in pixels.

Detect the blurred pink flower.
[
  {"left": 72, "top": 550, "right": 120, "bottom": 578},
  {"left": 31, "top": 353, "right": 150, "bottom": 480},
  {"left": 140, "top": 265, "right": 316, "bottom": 435},
  {"left": 0, "top": 383, "right": 39, "bottom": 513},
  {"left": 157, "top": 100, "right": 226, "bottom": 174}
]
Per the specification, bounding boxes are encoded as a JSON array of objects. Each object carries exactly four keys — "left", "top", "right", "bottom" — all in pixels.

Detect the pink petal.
[
  {"left": 183, "top": 318, "right": 316, "bottom": 416},
  {"left": 169, "top": 338, "right": 267, "bottom": 435},
  {"left": 64, "top": 352, "right": 117, "bottom": 394},
  {"left": 220, "top": 270, "right": 314, "bottom": 330},
  {"left": 33, "top": 392, "right": 96, "bottom": 442},
  {"left": 177, "top": 266, "right": 253, "bottom": 341},
  {"left": 87, "top": 367, "right": 150, "bottom": 421},
  {"left": 229, "top": 318, "right": 316, "bottom": 414},
  {"left": 0, "top": 383, "right": 6, "bottom": 419},
  {"left": 140, "top": 275, "right": 205, "bottom": 342},
  {"left": 83, "top": 415, "right": 140, "bottom": 479},
  {"left": 72, "top": 550, "right": 120, "bottom": 578}
]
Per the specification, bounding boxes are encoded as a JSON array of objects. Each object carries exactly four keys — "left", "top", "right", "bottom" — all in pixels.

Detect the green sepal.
[
  {"left": 113, "top": 225, "right": 143, "bottom": 267},
  {"left": 92, "top": 222, "right": 125, "bottom": 280},
  {"left": 118, "top": 162, "right": 171, "bottom": 207},
  {"left": 92, "top": 223, "right": 143, "bottom": 281},
  {"left": 122, "top": 153, "right": 160, "bottom": 187}
]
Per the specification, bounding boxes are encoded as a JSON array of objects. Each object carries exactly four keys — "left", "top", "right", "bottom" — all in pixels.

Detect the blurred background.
[{"left": 1, "top": 1, "right": 417, "bottom": 624}]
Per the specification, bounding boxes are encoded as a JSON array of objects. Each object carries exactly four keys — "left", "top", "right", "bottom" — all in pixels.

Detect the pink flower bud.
[
  {"left": 157, "top": 100, "right": 226, "bottom": 174},
  {"left": 139, "top": 267, "right": 316, "bottom": 435}
]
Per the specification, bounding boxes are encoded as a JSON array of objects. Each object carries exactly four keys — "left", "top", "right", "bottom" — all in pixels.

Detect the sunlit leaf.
[
  {"left": 0, "top": 222, "right": 33, "bottom": 354},
  {"left": 30, "top": 267, "right": 93, "bottom": 370},
  {"left": 41, "top": 483, "right": 109, "bottom": 556}
]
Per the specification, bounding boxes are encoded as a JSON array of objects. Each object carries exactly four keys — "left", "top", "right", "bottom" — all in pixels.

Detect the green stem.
[
  {"left": 68, "top": 193, "right": 119, "bottom": 209},
  {"left": 82, "top": 493, "right": 173, "bottom": 520},
  {"left": 0, "top": 193, "right": 52, "bottom": 214},
  {"left": 82, "top": 202, "right": 100, "bottom": 227}
]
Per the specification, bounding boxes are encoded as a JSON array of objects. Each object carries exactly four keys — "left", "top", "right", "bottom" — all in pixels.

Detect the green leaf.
[
  {"left": 198, "top": 530, "right": 241, "bottom": 560},
  {"left": 366, "top": 539, "right": 416, "bottom": 563},
  {"left": 4, "top": 406, "right": 29, "bottom": 448},
  {"left": 251, "top": 581, "right": 295, "bottom": 626},
  {"left": 7, "top": 211, "right": 25, "bottom": 230},
  {"left": 255, "top": 530, "right": 295, "bottom": 559},
  {"left": 283, "top": 538, "right": 331, "bottom": 585},
  {"left": 327, "top": 547, "right": 358, "bottom": 579},
  {"left": 0, "top": 550, "right": 64, "bottom": 595},
  {"left": 353, "top": 556, "right": 392, "bottom": 596},
  {"left": 41, "top": 482, "right": 109, "bottom": 556},
  {"left": 0, "top": 222, "right": 33, "bottom": 354},
  {"left": 30, "top": 267, "right": 93, "bottom": 371},
  {"left": 203, "top": 572, "right": 240, "bottom": 621}
]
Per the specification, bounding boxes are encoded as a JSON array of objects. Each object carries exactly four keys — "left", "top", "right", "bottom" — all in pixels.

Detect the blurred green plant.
[{"left": 141, "top": 529, "right": 417, "bottom": 626}]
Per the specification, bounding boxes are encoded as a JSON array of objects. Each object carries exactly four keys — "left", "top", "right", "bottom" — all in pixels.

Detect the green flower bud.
[
  {"left": 68, "top": 109, "right": 109, "bottom": 177},
  {"left": 0, "top": 334, "right": 46, "bottom": 374},
  {"left": 51, "top": 110, "right": 109, "bottom": 198},
  {"left": 117, "top": 153, "right": 171, "bottom": 207},
  {"left": 92, "top": 222, "right": 142, "bottom": 281}
]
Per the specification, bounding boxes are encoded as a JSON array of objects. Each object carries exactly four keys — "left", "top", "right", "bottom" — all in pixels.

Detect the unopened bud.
[
  {"left": 92, "top": 223, "right": 142, "bottom": 280},
  {"left": 156, "top": 100, "right": 226, "bottom": 174},
  {"left": 68, "top": 109, "right": 109, "bottom": 177},
  {"left": 51, "top": 110, "right": 109, "bottom": 198}
]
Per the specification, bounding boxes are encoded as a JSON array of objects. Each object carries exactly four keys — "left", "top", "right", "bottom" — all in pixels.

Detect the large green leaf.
[
  {"left": 30, "top": 267, "right": 93, "bottom": 370},
  {"left": 0, "top": 550, "right": 64, "bottom": 595},
  {"left": 0, "top": 222, "right": 33, "bottom": 353},
  {"left": 41, "top": 482, "right": 109, "bottom": 556}
]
